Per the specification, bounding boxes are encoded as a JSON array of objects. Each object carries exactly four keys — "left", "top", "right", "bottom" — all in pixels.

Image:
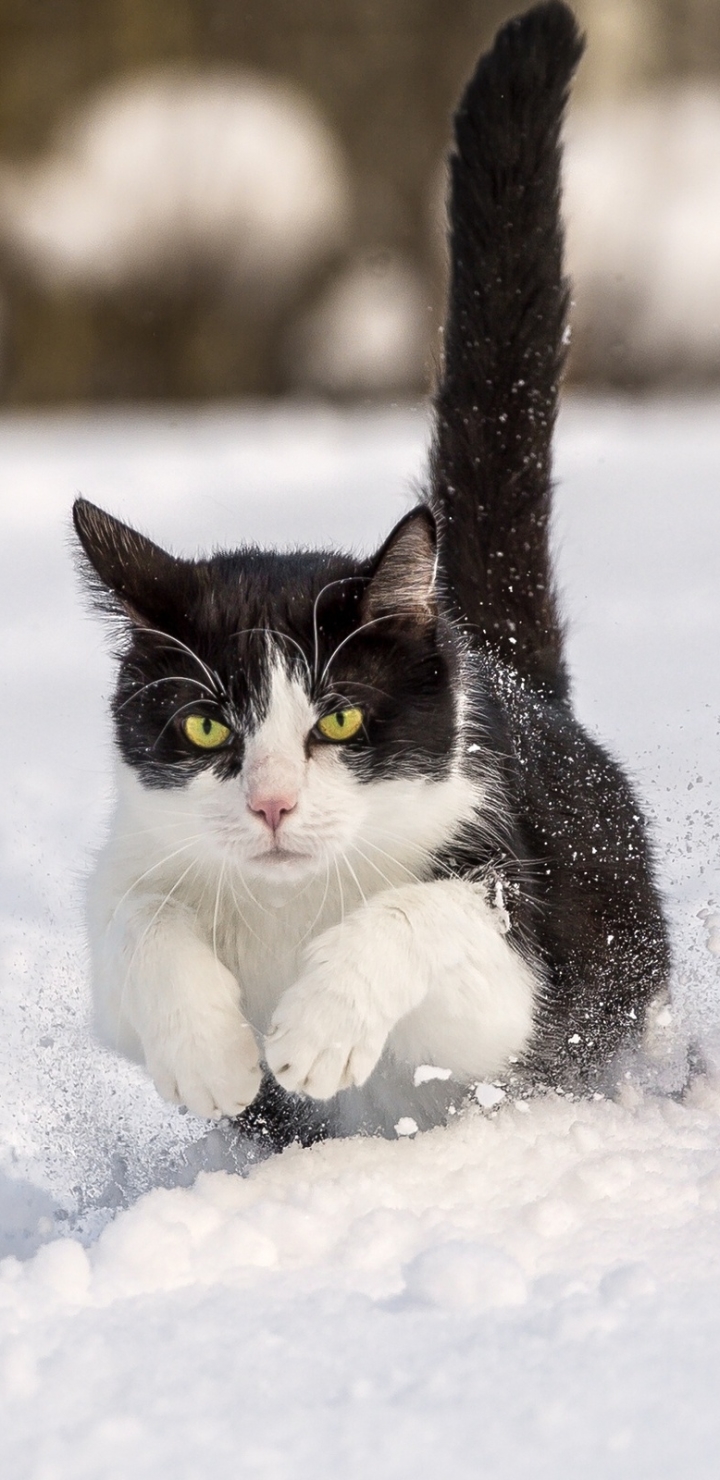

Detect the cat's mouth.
[
  {"left": 250, "top": 844, "right": 315, "bottom": 868},
  {"left": 208, "top": 817, "right": 319, "bottom": 872},
  {"left": 263, "top": 848, "right": 310, "bottom": 862}
]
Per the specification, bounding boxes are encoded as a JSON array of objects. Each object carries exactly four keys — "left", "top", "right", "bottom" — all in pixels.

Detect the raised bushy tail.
[{"left": 430, "top": 2, "right": 584, "bottom": 695}]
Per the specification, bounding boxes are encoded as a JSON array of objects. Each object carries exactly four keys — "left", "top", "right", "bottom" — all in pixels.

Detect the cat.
[{"left": 72, "top": 1, "right": 670, "bottom": 1145}]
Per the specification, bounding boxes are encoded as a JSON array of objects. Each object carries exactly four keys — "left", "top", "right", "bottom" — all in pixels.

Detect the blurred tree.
[
  {"left": 0, "top": 0, "right": 526, "bottom": 402},
  {"left": 659, "top": 0, "right": 720, "bottom": 77},
  {"left": 0, "top": 0, "right": 719, "bottom": 401}
]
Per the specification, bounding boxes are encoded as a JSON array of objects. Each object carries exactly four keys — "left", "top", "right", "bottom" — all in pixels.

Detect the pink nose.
[{"left": 248, "top": 795, "right": 297, "bottom": 833}]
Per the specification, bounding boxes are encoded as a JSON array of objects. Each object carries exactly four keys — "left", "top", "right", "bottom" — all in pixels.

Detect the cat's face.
[{"left": 74, "top": 500, "right": 478, "bottom": 883}]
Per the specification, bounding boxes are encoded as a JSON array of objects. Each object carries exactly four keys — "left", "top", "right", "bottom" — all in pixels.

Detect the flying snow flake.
[
  {"left": 474, "top": 1083, "right": 506, "bottom": 1110},
  {"left": 394, "top": 1117, "right": 419, "bottom": 1137},
  {"left": 492, "top": 879, "right": 511, "bottom": 935},
  {"left": 413, "top": 1065, "right": 453, "bottom": 1086}
]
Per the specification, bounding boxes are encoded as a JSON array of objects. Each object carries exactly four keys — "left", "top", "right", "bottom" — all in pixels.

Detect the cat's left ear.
[
  {"left": 363, "top": 507, "right": 437, "bottom": 628},
  {"left": 72, "top": 498, "right": 187, "bottom": 626}
]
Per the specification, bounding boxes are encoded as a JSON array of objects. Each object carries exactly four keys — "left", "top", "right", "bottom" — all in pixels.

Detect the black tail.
[{"left": 430, "top": 2, "right": 584, "bottom": 696}]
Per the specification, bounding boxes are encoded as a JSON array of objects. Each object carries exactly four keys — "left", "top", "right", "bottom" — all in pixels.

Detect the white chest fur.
[{"left": 87, "top": 712, "right": 538, "bottom": 1124}]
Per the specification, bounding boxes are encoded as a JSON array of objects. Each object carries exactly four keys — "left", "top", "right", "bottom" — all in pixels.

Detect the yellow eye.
[
  {"left": 317, "top": 707, "right": 364, "bottom": 742},
  {"left": 183, "top": 714, "right": 231, "bottom": 750}
]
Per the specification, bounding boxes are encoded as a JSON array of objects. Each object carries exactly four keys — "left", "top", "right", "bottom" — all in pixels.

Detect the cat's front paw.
[
  {"left": 146, "top": 1008, "right": 262, "bottom": 1120},
  {"left": 265, "top": 960, "right": 389, "bottom": 1100}
]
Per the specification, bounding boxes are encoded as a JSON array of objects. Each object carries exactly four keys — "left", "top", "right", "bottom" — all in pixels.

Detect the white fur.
[
  {"left": 265, "top": 880, "right": 536, "bottom": 1098},
  {"left": 88, "top": 652, "right": 540, "bottom": 1122}
]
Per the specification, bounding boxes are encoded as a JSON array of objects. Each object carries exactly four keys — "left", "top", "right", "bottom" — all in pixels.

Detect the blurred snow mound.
[
  {"left": 0, "top": 70, "right": 351, "bottom": 296},
  {"left": 288, "top": 255, "right": 428, "bottom": 394},
  {"left": 565, "top": 87, "right": 720, "bottom": 380}
]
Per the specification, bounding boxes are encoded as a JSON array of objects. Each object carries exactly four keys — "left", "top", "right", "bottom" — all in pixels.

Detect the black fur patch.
[
  {"left": 73, "top": 501, "right": 459, "bottom": 791},
  {"left": 429, "top": 1, "right": 669, "bottom": 1085},
  {"left": 430, "top": 0, "right": 584, "bottom": 697}
]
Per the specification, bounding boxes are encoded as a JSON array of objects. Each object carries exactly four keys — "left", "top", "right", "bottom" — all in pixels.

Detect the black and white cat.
[{"left": 73, "top": 2, "right": 670, "bottom": 1141}]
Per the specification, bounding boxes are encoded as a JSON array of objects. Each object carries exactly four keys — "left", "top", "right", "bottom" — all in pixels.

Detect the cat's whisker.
[
  {"left": 233, "top": 853, "right": 316, "bottom": 926},
  {"left": 194, "top": 853, "right": 221, "bottom": 920},
  {"left": 117, "top": 675, "right": 217, "bottom": 711},
  {"left": 116, "top": 805, "right": 218, "bottom": 837},
  {"left": 355, "top": 830, "right": 437, "bottom": 888},
  {"left": 134, "top": 627, "right": 224, "bottom": 697},
  {"left": 310, "top": 575, "right": 366, "bottom": 682},
  {"left": 232, "top": 867, "right": 272, "bottom": 917},
  {"left": 354, "top": 837, "right": 426, "bottom": 889},
  {"left": 350, "top": 845, "right": 398, "bottom": 893},
  {"left": 107, "top": 836, "right": 206, "bottom": 924},
  {"left": 296, "top": 861, "right": 332, "bottom": 946},
  {"left": 226, "top": 874, "right": 273, "bottom": 951},
  {"left": 336, "top": 679, "right": 394, "bottom": 703},
  {"left": 212, "top": 856, "right": 226, "bottom": 980},
  {"left": 225, "top": 856, "right": 318, "bottom": 955},
  {"left": 319, "top": 612, "right": 400, "bottom": 690},
  {"left": 227, "top": 627, "right": 313, "bottom": 689},
  {"left": 153, "top": 699, "right": 211, "bottom": 749},
  {"left": 367, "top": 819, "right": 455, "bottom": 864},
  {"left": 333, "top": 856, "right": 346, "bottom": 930},
  {"left": 360, "top": 827, "right": 450, "bottom": 881},
  {"left": 340, "top": 851, "right": 368, "bottom": 908},
  {"left": 116, "top": 816, "right": 207, "bottom": 841},
  {"left": 115, "top": 855, "right": 201, "bottom": 1043}
]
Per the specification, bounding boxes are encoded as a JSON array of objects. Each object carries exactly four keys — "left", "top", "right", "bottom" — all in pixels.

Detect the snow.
[
  {"left": 413, "top": 1065, "right": 453, "bottom": 1086},
  {"left": 473, "top": 1083, "right": 507, "bottom": 1110},
  {"left": 564, "top": 87, "right": 720, "bottom": 378},
  {"left": 1, "top": 398, "right": 719, "bottom": 1477},
  {"left": 288, "top": 256, "right": 428, "bottom": 394},
  {"left": 393, "top": 1118, "right": 419, "bottom": 1138}
]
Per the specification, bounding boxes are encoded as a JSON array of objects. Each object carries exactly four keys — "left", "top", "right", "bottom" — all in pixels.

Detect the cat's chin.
[{"left": 244, "top": 847, "right": 322, "bottom": 882}]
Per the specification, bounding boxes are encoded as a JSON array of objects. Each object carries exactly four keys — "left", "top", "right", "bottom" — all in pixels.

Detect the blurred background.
[{"left": 0, "top": 0, "right": 719, "bottom": 402}]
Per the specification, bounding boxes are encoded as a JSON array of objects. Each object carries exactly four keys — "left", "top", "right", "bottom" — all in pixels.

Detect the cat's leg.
[
  {"left": 90, "top": 890, "right": 262, "bottom": 1119},
  {"left": 265, "top": 879, "right": 538, "bottom": 1099}
]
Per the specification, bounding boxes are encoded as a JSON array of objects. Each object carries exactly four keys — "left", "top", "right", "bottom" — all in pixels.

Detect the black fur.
[
  {"left": 431, "top": 0, "right": 583, "bottom": 697},
  {"left": 73, "top": 498, "right": 460, "bottom": 795},
  {"left": 429, "top": 1, "right": 669, "bottom": 1082},
  {"left": 73, "top": 2, "right": 670, "bottom": 1137}
]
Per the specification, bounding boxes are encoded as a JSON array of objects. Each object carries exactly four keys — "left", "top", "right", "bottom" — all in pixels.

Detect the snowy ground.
[{"left": 1, "top": 398, "right": 719, "bottom": 1478}]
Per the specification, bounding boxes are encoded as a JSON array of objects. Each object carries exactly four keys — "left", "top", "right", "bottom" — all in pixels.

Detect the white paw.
[
  {"left": 265, "top": 961, "right": 389, "bottom": 1100},
  {"left": 146, "top": 1008, "right": 262, "bottom": 1120}
]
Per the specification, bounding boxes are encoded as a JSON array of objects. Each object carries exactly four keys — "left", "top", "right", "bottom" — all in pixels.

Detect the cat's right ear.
[{"left": 72, "top": 498, "right": 182, "bottom": 626}]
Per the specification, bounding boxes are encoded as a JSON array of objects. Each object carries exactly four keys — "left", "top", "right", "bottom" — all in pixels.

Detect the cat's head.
[{"left": 74, "top": 498, "right": 478, "bottom": 882}]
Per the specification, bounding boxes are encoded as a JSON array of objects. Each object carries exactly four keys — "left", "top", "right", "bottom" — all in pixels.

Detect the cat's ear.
[
  {"left": 363, "top": 507, "right": 437, "bottom": 628},
  {"left": 72, "top": 498, "right": 184, "bottom": 625}
]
